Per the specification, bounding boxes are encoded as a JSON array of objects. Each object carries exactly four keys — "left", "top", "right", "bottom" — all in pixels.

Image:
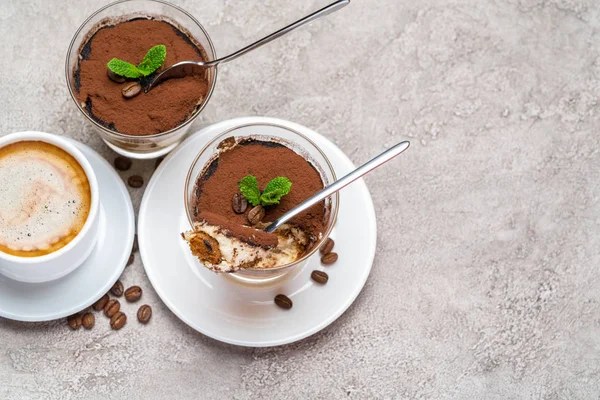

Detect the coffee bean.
[
  {"left": 137, "top": 305, "right": 152, "bottom": 324},
  {"left": 124, "top": 286, "right": 142, "bottom": 302},
  {"left": 232, "top": 193, "right": 248, "bottom": 214},
  {"left": 67, "top": 314, "right": 82, "bottom": 330},
  {"left": 82, "top": 312, "right": 95, "bottom": 329},
  {"left": 311, "top": 270, "right": 329, "bottom": 284},
  {"left": 110, "top": 280, "right": 124, "bottom": 297},
  {"left": 127, "top": 253, "right": 134, "bottom": 267},
  {"left": 247, "top": 205, "right": 265, "bottom": 225},
  {"left": 122, "top": 81, "right": 142, "bottom": 99},
  {"left": 128, "top": 175, "right": 144, "bottom": 188},
  {"left": 155, "top": 157, "right": 164, "bottom": 169},
  {"left": 321, "top": 252, "right": 338, "bottom": 265},
  {"left": 110, "top": 312, "right": 127, "bottom": 330},
  {"left": 92, "top": 294, "right": 109, "bottom": 311},
  {"left": 114, "top": 156, "right": 132, "bottom": 171},
  {"left": 107, "top": 68, "right": 126, "bottom": 83},
  {"left": 104, "top": 299, "right": 120, "bottom": 318},
  {"left": 319, "top": 238, "right": 335, "bottom": 255},
  {"left": 132, "top": 234, "right": 139, "bottom": 253},
  {"left": 274, "top": 294, "right": 293, "bottom": 310}
]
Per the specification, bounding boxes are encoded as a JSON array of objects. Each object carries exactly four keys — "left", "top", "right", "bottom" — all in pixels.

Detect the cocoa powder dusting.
[
  {"left": 198, "top": 212, "right": 278, "bottom": 248},
  {"left": 193, "top": 140, "right": 326, "bottom": 238},
  {"left": 74, "top": 19, "right": 211, "bottom": 136}
]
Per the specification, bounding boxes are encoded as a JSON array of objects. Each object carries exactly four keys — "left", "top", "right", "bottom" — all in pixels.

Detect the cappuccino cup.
[{"left": 0, "top": 132, "right": 100, "bottom": 283}]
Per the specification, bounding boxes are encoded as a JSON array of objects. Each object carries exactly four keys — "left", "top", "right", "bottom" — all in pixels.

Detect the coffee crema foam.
[{"left": 0, "top": 141, "right": 91, "bottom": 257}]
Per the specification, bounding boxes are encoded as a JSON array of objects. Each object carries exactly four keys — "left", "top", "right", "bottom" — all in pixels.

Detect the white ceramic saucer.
[
  {"left": 138, "top": 117, "right": 377, "bottom": 347},
  {"left": 0, "top": 138, "right": 135, "bottom": 322}
]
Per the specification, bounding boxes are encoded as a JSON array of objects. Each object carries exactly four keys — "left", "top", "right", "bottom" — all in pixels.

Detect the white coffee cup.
[{"left": 0, "top": 131, "right": 100, "bottom": 283}]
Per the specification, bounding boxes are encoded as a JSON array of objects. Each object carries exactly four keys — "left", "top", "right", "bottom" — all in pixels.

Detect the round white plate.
[
  {"left": 0, "top": 139, "right": 135, "bottom": 322},
  {"left": 138, "top": 117, "right": 377, "bottom": 347}
]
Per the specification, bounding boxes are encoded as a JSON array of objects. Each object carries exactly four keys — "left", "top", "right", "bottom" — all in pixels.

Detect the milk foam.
[{"left": 0, "top": 142, "right": 91, "bottom": 254}]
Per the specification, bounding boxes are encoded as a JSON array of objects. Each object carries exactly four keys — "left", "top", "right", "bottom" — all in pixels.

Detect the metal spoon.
[
  {"left": 264, "top": 141, "right": 410, "bottom": 233},
  {"left": 146, "top": 0, "right": 350, "bottom": 91}
]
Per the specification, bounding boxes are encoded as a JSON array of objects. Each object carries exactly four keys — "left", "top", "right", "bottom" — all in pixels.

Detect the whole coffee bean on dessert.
[
  {"left": 104, "top": 299, "right": 120, "bottom": 318},
  {"left": 232, "top": 193, "right": 248, "bottom": 214},
  {"left": 110, "top": 280, "right": 124, "bottom": 297},
  {"left": 128, "top": 175, "right": 144, "bottom": 188},
  {"left": 247, "top": 205, "right": 265, "bottom": 225},
  {"left": 183, "top": 138, "right": 328, "bottom": 272},
  {"left": 121, "top": 82, "right": 142, "bottom": 99},
  {"left": 124, "top": 286, "right": 142, "bottom": 302},
  {"left": 67, "top": 314, "right": 82, "bottom": 330},
  {"left": 72, "top": 19, "right": 211, "bottom": 136},
  {"left": 107, "top": 69, "right": 125, "bottom": 83},
  {"left": 274, "top": 294, "right": 293, "bottom": 310},
  {"left": 82, "top": 312, "right": 95, "bottom": 329},
  {"left": 92, "top": 294, "right": 109, "bottom": 311},
  {"left": 110, "top": 312, "right": 127, "bottom": 330},
  {"left": 137, "top": 305, "right": 152, "bottom": 324},
  {"left": 321, "top": 252, "right": 338, "bottom": 265}
]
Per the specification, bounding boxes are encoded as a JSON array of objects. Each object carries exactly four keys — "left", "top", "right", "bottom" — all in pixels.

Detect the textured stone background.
[{"left": 1, "top": 0, "right": 599, "bottom": 398}]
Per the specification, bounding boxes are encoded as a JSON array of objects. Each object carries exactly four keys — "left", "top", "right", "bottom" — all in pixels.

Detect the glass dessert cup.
[
  {"left": 184, "top": 123, "right": 339, "bottom": 285},
  {"left": 65, "top": 0, "right": 217, "bottom": 159}
]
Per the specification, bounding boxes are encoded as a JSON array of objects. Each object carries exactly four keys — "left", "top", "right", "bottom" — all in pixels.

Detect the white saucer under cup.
[
  {"left": 0, "top": 139, "right": 135, "bottom": 322},
  {"left": 139, "top": 117, "right": 377, "bottom": 347}
]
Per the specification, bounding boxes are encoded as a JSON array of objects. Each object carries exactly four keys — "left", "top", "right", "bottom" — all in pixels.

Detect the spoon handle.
[
  {"left": 264, "top": 140, "right": 410, "bottom": 233},
  {"left": 208, "top": 0, "right": 350, "bottom": 67}
]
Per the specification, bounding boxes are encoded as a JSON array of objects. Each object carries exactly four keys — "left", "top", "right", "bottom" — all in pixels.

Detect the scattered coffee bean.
[
  {"left": 274, "top": 294, "right": 293, "bottom": 310},
  {"left": 104, "top": 299, "right": 120, "bottom": 318},
  {"left": 321, "top": 252, "right": 338, "bottom": 265},
  {"left": 110, "top": 312, "right": 127, "bottom": 330},
  {"left": 114, "top": 156, "right": 132, "bottom": 171},
  {"left": 124, "top": 286, "right": 142, "bottom": 302},
  {"left": 107, "top": 68, "right": 126, "bottom": 83},
  {"left": 137, "top": 305, "right": 152, "bottom": 324},
  {"left": 311, "top": 270, "right": 329, "bottom": 284},
  {"left": 155, "top": 157, "right": 164, "bottom": 169},
  {"left": 127, "top": 253, "right": 134, "bottom": 267},
  {"left": 128, "top": 175, "right": 144, "bottom": 188},
  {"left": 247, "top": 205, "right": 265, "bottom": 225},
  {"left": 319, "top": 238, "right": 335, "bottom": 255},
  {"left": 82, "top": 312, "right": 95, "bottom": 329},
  {"left": 132, "top": 234, "right": 139, "bottom": 253},
  {"left": 122, "top": 81, "right": 142, "bottom": 99},
  {"left": 110, "top": 280, "right": 124, "bottom": 297},
  {"left": 67, "top": 314, "right": 82, "bottom": 330},
  {"left": 232, "top": 193, "right": 248, "bottom": 214},
  {"left": 92, "top": 294, "right": 109, "bottom": 311}
]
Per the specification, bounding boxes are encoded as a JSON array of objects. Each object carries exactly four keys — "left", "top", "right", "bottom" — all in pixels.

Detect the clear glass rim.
[
  {"left": 64, "top": 0, "right": 218, "bottom": 140},
  {"left": 183, "top": 122, "right": 340, "bottom": 272}
]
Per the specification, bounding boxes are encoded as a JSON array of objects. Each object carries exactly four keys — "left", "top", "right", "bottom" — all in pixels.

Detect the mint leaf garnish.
[
  {"left": 238, "top": 175, "right": 261, "bottom": 206},
  {"left": 137, "top": 45, "right": 167, "bottom": 76},
  {"left": 107, "top": 58, "right": 141, "bottom": 78},
  {"left": 107, "top": 44, "right": 167, "bottom": 79},
  {"left": 238, "top": 175, "right": 292, "bottom": 207},
  {"left": 260, "top": 177, "right": 292, "bottom": 206}
]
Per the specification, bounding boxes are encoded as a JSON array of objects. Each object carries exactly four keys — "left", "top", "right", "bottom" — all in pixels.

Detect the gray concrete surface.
[{"left": 1, "top": 0, "right": 599, "bottom": 398}]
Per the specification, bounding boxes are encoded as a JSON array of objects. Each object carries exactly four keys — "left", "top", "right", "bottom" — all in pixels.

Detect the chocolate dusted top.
[
  {"left": 192, "top": 139, "right": 326, "bottom": 238},
  {"left": 198, "top": 212, "right": 278, "bottom": 248},
  {"left": 74, "top": 19, "right": 211, "bottom": 136}
]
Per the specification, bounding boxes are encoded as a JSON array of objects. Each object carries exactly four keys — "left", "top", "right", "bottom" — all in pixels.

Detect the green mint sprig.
[
  {"left": 238, "top": 175, "right": 292, "bottom": 207},
  {"left": 107, "top": 44, "right": 167, "bottom": 79}
]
